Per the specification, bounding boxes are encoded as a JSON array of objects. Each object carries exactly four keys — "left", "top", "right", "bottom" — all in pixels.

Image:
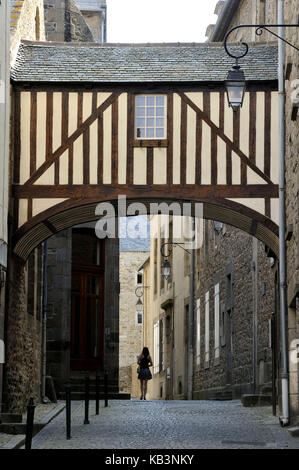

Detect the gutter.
[{"left": 209, "top": 0, "right": 242, "bottom": 42}]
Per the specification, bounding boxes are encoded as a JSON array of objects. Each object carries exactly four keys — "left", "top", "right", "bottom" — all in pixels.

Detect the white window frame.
[
  {"left": 205, "top": 291, "right": 209, "bottom": 364},
  {"left": 154, "top": 321, "right": 160, "bottom": 374},
  {"left": 135, "top": 94, "right": 167, "bottom": 140},
  {"left": 196, "top": 298, "right": 200, "bottom": 367},
  {"left": 214, "top": 283, "right": 220, "bottom": 359}
]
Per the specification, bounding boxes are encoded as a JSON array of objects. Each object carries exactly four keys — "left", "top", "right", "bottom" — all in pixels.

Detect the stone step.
[
  {"left": 0, "top": 423, "right": 44, "bottom": 435},
  {"left": 69, "top": 385, "right": 119, "bottom": 393},
  {"left": 241, "top": 394, "right": 272, "bottom": 407},
  {"left": 0, "top": 413, "right": 23, "bottom": 424},
  {"left": 59, "top": 391, "right": 131, "bottom": 400},
  {"left": 287, "top": 426, "right": 299, "bottom": 437},
  {"left": 214, "top": 391, "right": 233, "bottom": 401},
  {"left": 68, "top": 377, "right": 118, "bottom": 385}
]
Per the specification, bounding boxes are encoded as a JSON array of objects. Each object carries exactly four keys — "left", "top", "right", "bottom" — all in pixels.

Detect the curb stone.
[{"left": 0, "top": 402, "right": 66, "bottom": 449}]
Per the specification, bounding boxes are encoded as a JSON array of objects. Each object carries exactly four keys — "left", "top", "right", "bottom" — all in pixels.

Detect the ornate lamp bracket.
[
  {"left": 224, "top": 23, "right": 299, "bottom": 63},
  {"left": 135, "top": 285, "right": 150, "bottom": 298},
  {"left": 160, "top": 242, "right": 192, "bottom": 259}
]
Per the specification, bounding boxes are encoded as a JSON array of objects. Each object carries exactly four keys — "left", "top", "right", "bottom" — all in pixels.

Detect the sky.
[{"left": 106, "top": 0, "right": 219, "bottom": 43}]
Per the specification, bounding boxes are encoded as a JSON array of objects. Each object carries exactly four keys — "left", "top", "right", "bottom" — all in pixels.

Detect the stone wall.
[
  {"left": 0, "top": 0, "right": 10, "bottom": 413},
  {"left": 119, "top": 251, "right": 149, "bottom": 395},
  {"left": 10, "top": 0, "right": 46, "bottom": 62},
  {"left": 80, "top": 8, "right": 106, "bottom": 43},
  {"left": 3, "top": 253, "right": 43, "bottom": 412},
  {"left": 284, "top": 0, "right": 299, "bottom": 420},
  {"left": 225, "top": 0, "right": 277, "bottom": 43},
  {"left": 193, "top": 220, "right": 276, "bottom": 400},
  {"left": 44, "top": 0, "right": 94, "bottom": 42}
]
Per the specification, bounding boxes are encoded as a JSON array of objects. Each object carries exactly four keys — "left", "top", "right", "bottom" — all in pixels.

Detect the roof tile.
[{"left": 11, "top": 41, "right": 278, "bottom": 83}]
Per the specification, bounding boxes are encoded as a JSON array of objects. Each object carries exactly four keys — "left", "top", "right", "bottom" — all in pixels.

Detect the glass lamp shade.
[
  {"left": 136, "top": 298, "right": 143, "bottom": 312},
  {"left": 225, "top": 65, "right": 246, "bottom": 112},
  {"left": 162, "top": 259, "right": 171, "bottom": 280}
]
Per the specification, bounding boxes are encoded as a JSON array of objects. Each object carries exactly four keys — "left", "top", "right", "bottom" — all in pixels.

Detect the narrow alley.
[{"left": 28, "top": 399, "right": 299, "bottom": 450}]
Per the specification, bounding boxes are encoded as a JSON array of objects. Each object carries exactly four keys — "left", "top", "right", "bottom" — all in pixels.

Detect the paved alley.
[{"left": 28, "top": 399, "right": 299, "bottom": 450}]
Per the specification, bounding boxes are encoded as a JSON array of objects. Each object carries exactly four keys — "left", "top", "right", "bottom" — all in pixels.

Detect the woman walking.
[{"left": 137, "top": 347, "right": 153, "bottom": 400}]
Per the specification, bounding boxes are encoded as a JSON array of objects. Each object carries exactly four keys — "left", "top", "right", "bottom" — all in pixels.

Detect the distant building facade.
[{"left": 119, "top": 216, "right": 150, "bottom": 396}]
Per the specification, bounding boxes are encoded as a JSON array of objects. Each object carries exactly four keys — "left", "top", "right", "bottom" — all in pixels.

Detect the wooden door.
[{"left": 71, "top": 269, "right": 104, "bottom": 371}]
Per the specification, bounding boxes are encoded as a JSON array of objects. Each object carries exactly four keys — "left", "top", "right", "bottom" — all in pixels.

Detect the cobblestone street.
[{"left": 28, "top": 399, "right": 299, "bottom": 450}]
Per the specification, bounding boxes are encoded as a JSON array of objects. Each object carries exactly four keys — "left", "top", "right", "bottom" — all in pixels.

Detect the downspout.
[
  {"left": 277, "top": 0, "right": 289, "bottom": 426},
  {"left": 188, "top": 219, "right": 195, "bottom": 400},
  {"left": 42, "top": 240, "right": 48, "bottom": 402}
]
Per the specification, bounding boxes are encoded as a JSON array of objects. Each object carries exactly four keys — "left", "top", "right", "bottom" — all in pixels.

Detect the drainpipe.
[
  {"left": 188, "top": 219, "right": 195, "bottom": 400},
  {"left": 277, "top": 0, "right": 289, "bottom": 426},
  {"left": 42, "top": 240, "right": 48, "bottom": 402}
]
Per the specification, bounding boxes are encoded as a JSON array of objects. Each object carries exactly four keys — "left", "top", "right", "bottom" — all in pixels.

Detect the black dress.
[{"left": 138, "top": 355, "right": 152, "bottom": 380}]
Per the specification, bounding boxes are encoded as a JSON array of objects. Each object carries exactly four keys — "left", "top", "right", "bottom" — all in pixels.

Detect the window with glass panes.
[{"left": 135, "top": 95, "right": 166, "bottom": 139}]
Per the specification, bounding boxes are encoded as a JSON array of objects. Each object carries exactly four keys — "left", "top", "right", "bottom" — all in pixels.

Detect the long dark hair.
[{"left": 142, "top": 347, "right": 149, "bottom": 358}]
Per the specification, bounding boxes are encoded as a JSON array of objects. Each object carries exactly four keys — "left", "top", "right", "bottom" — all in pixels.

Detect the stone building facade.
[
  {"left": 46, "top": 225, "right": 120, "bottom": 397},
  {"left": 206, "top": 0, "right": 299, "bottom": 423},
  {"left": 284, "top": 0, "right": 299, "bottom": 421},
  {"left": 193, "top": 220, "right": 276, "bottom": 401},
  {"left": 1, "top": 0, "right": 110, "bottom": 412},
  {"left": 44, "top": 0, "right": 106, "bottom": 42},
  {"left": 10, "top": 0, "right": 46, "bottom": 61},
  {"left": 0, "top": 0, "right": 11, "bottom": 412},
  {"left": 143, "top": 215, "right": 276, "bottom": 403},
  {"left": 0, "top": 0, "right": 46, "bottom": 413}
]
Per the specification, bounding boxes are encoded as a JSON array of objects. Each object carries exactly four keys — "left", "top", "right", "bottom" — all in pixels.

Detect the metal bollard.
[
  {"left": 84, "top": 374, "right": 90, "bottom": 424},
  {"left": 25, "top": 397, "right": 35, "bottom": 450},
  {"left": 65, "top": 383, "right": 71, "bottom": 439},
  {"left": 104, "top": 370, "right": 108, "bottom": 407},
  {"left": 95, "top": 371, "right": 100, "bottom": 415}
]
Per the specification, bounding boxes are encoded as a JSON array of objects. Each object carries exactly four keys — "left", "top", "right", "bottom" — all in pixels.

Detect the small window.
[
  {"left": 137, "top": 272, "right": 143, "bottom": 284},
  {"left": 137, "top": 313, "right": 143, "bottom": 324},
  {"left": 135, "top": 95, "right": 166, "bottom": 139}
]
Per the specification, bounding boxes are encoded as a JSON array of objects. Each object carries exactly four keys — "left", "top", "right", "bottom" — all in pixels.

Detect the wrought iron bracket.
[
  {"left": 160, "top": 242, "right": 192, "bottom": 258},
  {"left": 224, "top": 23, "right": 299, "bottom": 64},
  {"left": 135, "top": 285, "right": 150, "bottom": 297}
]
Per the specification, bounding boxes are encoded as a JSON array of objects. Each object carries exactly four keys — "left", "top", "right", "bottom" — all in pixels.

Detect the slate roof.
[{"left": 11, "top": 40, "right": 278, "bottom": 83}]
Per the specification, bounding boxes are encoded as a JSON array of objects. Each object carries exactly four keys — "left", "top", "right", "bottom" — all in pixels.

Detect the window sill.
[{"left": 133, "top": 139, "right": 168, "bottom": 148}]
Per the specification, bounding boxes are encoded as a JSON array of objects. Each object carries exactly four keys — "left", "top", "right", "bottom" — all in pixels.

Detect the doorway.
[{"left": 70, "top": 229, "right": 105, "bottom": 371}]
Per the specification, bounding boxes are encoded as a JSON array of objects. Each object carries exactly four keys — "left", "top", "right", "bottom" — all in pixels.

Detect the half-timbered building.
[{"left": 5, "top": 39, "right": 281, "bottom": 411}]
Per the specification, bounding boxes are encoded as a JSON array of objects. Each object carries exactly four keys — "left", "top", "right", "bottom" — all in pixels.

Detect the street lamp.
[
  {"left": 225, "top": 64, "right": 246, "bottom": 112},
  {"left": 161, "top": 259, "right": 171, "bottom": 281},
  {"left": 223, "top": 23, "right": 299, "bottom": 113},
  {"left": 135, "top": 285, "right": 150, "bottom": 312},
  {"left": 160, "top": 242, "right": 192, "bottom": 281},
  {"left": 136, "top": 297, "right": 143, "bottom": 312}
]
